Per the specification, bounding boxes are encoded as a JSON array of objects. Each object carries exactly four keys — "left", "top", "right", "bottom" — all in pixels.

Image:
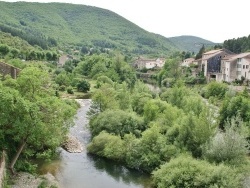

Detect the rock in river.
[{"left": 62, "top": 135, "right": 83, "bottom": 153}]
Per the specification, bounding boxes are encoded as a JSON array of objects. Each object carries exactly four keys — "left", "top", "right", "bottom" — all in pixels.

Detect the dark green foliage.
[
  {"left": 195, "top": 44, "right": 205, "bottom": 60},
  {"left": 0, "top": 44, "right": 10, "bottom": 56},
  {"left": 0, "top": 24, "right": 55, "bottom": 49},
  {"left": 152, "top": 155, "right": 241, "bottom": 188},
  {"left": 67, "top": 86, "right": 74, "bottom": 94},
  {"left": 77, "top": 80, "right": 90, "bottom": 92},
  {"left": 224, "top": 35, "right": 250, "bottom": 53}
]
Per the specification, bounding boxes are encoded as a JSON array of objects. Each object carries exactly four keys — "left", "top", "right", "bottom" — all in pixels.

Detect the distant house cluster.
[
  {"left": 181, "top": 49, "right": 250, "bottom": 82},
  {"left": 133, "top": 57, "right": 165, "bottom": 69}
]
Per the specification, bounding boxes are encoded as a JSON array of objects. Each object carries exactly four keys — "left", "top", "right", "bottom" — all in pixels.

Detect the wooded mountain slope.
[
  {"left": 0, "top": 1, "right": 180, "bottom": 56},
  {"left": 168, "top": 35, "right": 215, "bottom": 53}
]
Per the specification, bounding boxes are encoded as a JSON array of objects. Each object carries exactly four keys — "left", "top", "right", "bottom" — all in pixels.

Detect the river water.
[{"left": 39, "top": 99, "right": 151, "bottom": 188}]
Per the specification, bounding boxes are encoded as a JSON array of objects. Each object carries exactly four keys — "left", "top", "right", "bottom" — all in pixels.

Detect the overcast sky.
[{"left": 3, "top": 0, "right": 250, "bottom": 43}]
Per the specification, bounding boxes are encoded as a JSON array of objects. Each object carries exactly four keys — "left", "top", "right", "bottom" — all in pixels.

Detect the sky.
[{"left": 3, "top": 0, "right": 250, "bottom": 43}]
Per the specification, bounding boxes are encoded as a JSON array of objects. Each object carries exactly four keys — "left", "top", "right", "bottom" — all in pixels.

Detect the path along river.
[{"left": 38, "top": 99, "right": 151, "bottom": 188}]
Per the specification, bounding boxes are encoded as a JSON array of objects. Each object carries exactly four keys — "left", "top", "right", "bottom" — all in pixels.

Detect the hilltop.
[
  {"left": 0, "top": 1, "right": 180, "bottom": 57},
  {"left": 168, "top": 35, "right": 216, "bottom": 53}
]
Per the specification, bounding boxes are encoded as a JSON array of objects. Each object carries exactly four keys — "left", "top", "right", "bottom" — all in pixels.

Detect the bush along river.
[{"left": 38, "top": 99, "right": 152, "bottom": 188}]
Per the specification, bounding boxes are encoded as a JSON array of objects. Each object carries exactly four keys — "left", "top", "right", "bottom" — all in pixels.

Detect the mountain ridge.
[{"left": 0, "top": 1, "right": 215, "bottom": 56}]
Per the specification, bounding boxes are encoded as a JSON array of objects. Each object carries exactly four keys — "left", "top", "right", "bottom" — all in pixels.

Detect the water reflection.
[
  {"left": 89, "top": 154, "right": 152, "bottom": 187},
  {"left": 38, "top": 99, "right": 152, "bottom": 188}
]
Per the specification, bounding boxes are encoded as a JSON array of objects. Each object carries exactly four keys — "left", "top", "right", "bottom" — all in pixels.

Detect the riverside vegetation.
[{"left": 0, "top": 2, "right": 250, "bottom": 187}]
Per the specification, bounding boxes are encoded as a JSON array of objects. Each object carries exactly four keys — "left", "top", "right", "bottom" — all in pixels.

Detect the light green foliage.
[
  {"left": 152, "top": 155, "right": 241, "bottom": 188},
  {"left": 17, "top": 67, "right": 52, "bottom": 99},
  {"left": 133, "top": 126, "right": 179, "bottom": 172},
  {"left": 158, "top": 58, "right": 181, "bottom": 86},
  {"left": 75, "top": 54, "right": 136, "bottom": 86},
  {"left": 91, "top": 84, "right": 119, "bottom": 112},
  {"left": 96, "top": 76, "right": 114, "bottom": 88},
  {"left": 203, "top": 81, "right": 228, "bottom": 100},
  {"left": 203, "top": 116, "right": 249, "bottom": 164},
  {"left": 175, "top": 112, "right": 216, "bottom": 157},
  {"left": 219, "top": 95, "right": 250, "bottom": 127},
  {"left": 89, "top": 109, "right": 144, "bottom": 137},
  {"left": 87, "top": 131, "right": 125, "bottom": 161},
  {"left": 0, "top": 66, "right": 77, "bottom": 171},
  {"left": 131, "top": 81, "right": 153, "bottom": 115},
  {"left": 7, "top": 59, "right": 26, "bottom": 69},
  {"left": 160, "top": 83, "right": 191, "bottom": 108},
  {"left": 55, "top": 71, "right": 71, "bottom": 87},
  {"left": 115, "top": 82, "right": 132, "bottom": 110}
]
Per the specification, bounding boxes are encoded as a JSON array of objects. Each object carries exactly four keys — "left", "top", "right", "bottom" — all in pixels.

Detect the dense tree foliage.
[
  {"left": 75, "top": 54, "right": 136, "bottom": 87},
  {"left": 0, "top": 67, "right": 77, "bottom": 173},
  {"left": 223, "top": 35, "right": 250, "bottom": 53},
  {"left": 195, "top": 44, "right": 205, "bottom": 59},
  {"left": 0, "top": 1, "right": 179, "bottom": 56},
  {"left": 152, "top": 155, "right": 241, "bottom": 188}
]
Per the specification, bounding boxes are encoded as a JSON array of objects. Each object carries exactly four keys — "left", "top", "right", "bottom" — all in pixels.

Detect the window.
[
  {"left": 243, "top": 65, "right": 245, "bottom": 69},
  {"left": 246, "top": 65, "right": 249, "bottom": 69},
  {"left": 237, "top": 64, "right": 241, "bottom": 68},
  {"left": 237, "top": 71, "right": 241, "bottom": 75}
]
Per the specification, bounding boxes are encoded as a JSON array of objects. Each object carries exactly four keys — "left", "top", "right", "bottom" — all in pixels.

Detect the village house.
[
  {"left": 133, "top": 57, "right": 165, "bottom": 69},
  {"left": 181, "top": 58, "right": 202, "bottom": 77},
  {"left": 202, "top": 49, "right": 234, "bottom": 81},
  {"left": 181, "top": 58, "right": 195, "bottom": 67},
  {"left": 220, "top": 52, "right": 250, "bottom": 82}
]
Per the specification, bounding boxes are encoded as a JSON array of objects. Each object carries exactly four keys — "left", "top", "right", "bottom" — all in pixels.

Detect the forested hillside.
[
  {"left": 0, "top": 1, "right": 179, "bottom": 56},
  {"left": 223, "top": 35, "right": 250, "bottom": 53},
  {"left": 168, "top": 35, "right": 215, "bottom": 53}
]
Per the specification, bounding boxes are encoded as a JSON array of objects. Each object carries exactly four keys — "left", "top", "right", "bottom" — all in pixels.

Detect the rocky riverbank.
[{"left": 11, "top": 172, "right": 59, "bottom": 188}]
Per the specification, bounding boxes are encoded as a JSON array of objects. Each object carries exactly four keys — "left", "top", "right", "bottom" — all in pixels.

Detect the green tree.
[
  {"left": 0, "top": 67, "right": 77, "bottom": 174},
  {"left": 0, "top": 44, "right": 10, "bottom": 57},
  {"left": 152, "top": 155, "right": 241, "bottom": 188},
  {"left": 77, "top": 80, "right": 90, "bottom": 92},
  {"left": 195, "top": 44, "right": 205, "bottom": 60},
  {"left": 203, "top": 116, "right": 249, "bottom": 164}
]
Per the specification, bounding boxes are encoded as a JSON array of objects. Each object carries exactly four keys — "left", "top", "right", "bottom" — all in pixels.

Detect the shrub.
[
  {"left": 77, "top": 80, "right": 90, "bottom": 92},
  {"left": 152, "top": 155, "right": 241, "bottom": 188},
  {"left": 204, "top": 81, "right": 228, "bottom": 99},
  {"left": 203, "top": 116, "right": 249, "bottom": 164},
  {"left": 67, "top": 86, "right": 74, "bottom": 94},
  {"left": 58, "top": 85, "right": 66, "bottom": 91}
]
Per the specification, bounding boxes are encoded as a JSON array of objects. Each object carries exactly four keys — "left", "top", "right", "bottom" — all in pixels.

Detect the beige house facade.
[
  {"left": 202, "top": 49, "right": 234, "bottom": 81},
  {"left": 134, "top": 57, "right": 165, "bottom": 69}
]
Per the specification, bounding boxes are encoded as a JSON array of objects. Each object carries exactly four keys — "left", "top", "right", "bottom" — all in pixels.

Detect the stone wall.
[
  {"left": 0, "top": 62, "right": 21, "bottom": 79},
  {"left": 0, "top": 151, "right": 6, "bottom": 188}
]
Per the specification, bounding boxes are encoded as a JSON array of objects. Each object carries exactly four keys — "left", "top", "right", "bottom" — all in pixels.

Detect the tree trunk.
[{"left": 9, "top": 137, "right": 27, "bottom": 175}]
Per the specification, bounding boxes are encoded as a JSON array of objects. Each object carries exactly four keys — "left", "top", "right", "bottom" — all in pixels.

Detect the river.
[{"left": 38, "top": 99, "right": 152, "bottom": 188}]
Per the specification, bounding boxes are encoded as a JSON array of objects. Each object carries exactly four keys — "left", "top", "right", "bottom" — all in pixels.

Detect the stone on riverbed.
[{"left": 62, "top": 135, "right": 83, "bottom": 153}]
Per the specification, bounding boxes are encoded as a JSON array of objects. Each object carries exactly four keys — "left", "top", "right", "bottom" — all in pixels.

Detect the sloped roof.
[
  {"left": 222, "top": 52, "right": 250, "bottom": 61},
  {"left": 203, "top": 49, "right": 222, "bottom": 55}
]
